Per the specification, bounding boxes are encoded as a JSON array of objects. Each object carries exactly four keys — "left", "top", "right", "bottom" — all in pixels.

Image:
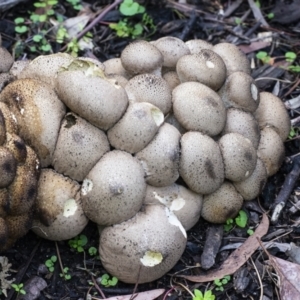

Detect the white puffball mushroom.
[
  {"left": 223, "top": 108, "right": 260, "bottom": 149},
  {"left": 213, "top": 43, "right": 251, "bottom": 75},
  {"left": 185, "top": 39, "right": 213, "bottom": 54},
  {"left": 180, "top": 131, "right": 224, "bottom": 194},
  {"left": 135, "top": 123, "right": 181, "bottom": 187},
  {"left": 233, "top": 158, "right": 267, "bottom": 200},
  {"left": 103, "top": 58, "right": 130, "bottom": 79},
  {"left": 52, "top": 113, "right": 110, "bottom": 181},
  {"left": 120, "top": 40, "right": 163, "bottom": 76},
  {"left": 99, "top": 204, "right": 186, "bottom": 283},
  {"left": 218, "top": 71, "right": 260, "bottom": 112},
  {"left": 0, "top": 47, "right": 14, "bottom": 73},
  {"left": 176, "top": 50, "right": 227, "bottom": 91},
  {"left": 254, "top": 92, "right": 291, "bottom": 141},
  {"left": 81, "top": 150, "right": 146, "bottom": 226},
  {"left": 154, "top": 36, "right": 190, "bottom": 68},
  {"left": 55, "top": 58, "right": 128, "bottom": 131},
  {"left": 172, "top": 82, "right": 226, "bottom": 136},
  {"left": 219, "top": 133, "right": 257, "bottom": 182},
  {"left": 257, "top": 127, "right": 285, "bottom": 176},
  {"left": 32, "top": 169, "right": 88, "bottom": 241},
  {"left": 125, "top": 73, "right": 172, "bottom": 114},
  {"left": 108, "top": 102, "right": 164, "bottom": 154},
  {"left": 201, "top": 181, "right": 243, "bottom": 223},
  {"left": 144, "top": 184, "right": 203, "bottom": 230},
  {"left": 162, "top": 71, "right": 181, "bottom": 90}
]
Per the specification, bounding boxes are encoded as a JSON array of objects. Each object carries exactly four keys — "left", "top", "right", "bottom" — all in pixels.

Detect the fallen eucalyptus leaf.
[
  {"left": 104, "top": 288, "right": 165, "bottom": 300},
  {"left": 179, "top": 214, "right": 269, "bottom": 282}
]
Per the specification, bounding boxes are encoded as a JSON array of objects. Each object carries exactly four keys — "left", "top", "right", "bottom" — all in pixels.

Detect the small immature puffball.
[
  {"left": 154, "top": 36, "right": 190, "bottom": 68},
  {"left": 52, "top": 113, "right": 110, "bottom": 181},
  {"left": 162, "top": 71, "right": 181, "bottom": 90},
  {"left": 125, "top": 74, "right": 172, "bottom": 114},
  {"left": 185, "top": 39, "right": 213, "bottom": 54},
  {"left": 219, "top": 133, "right": 257, "bottom": 182},
  {"left": 172, "top": 82, "right": 226, "bottom": 136},
  {"left": 257, "top": 127, "right": 285, "bottom": 176},
  {"left": 218, "top": 71, "right": 259, "bottom": 112},
  {"left": 81, "top": 150, "right": 146, "bottom": 226},
  {"left": 180, "top": 131, "right": 224, "bottom": 194},
  {"left": 144, "top": 184, "right": 203, "bottom": 230},
  {"left": 135, "top": 123, "right": 181, "bottom": 187},
  {"left": 176, "top": 50, "right": 227, "bottom": 91},
  {"left": 0, "top": 47, "right": 14, "bottom": 73},
  {"left": 108, "top": 102, "right": 164, "bottom": 154},
  {"left": 201, "top": 181, "right": 243, "bottom": 223},
  {"left": 254, "top": 92, "right": 291, "bottom": 141},
  {"left": 213, "top": 43, "right": 251, "bottom": 75},
  {"left": 99, "top": 204, "right": 186, "bottom": 283},
  {"left": 32, "top": 169, "right": 88, "bottom": 241},
  {"left": 121, "top": 40, "right": 163, "bottom": 75},
  {"left": 103, "top": 58, "right": 130, "bottom": 78}
]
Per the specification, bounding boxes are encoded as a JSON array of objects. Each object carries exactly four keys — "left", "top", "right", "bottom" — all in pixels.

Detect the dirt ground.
[{"left": 1, "top": 0, "right": 300, "bottom": 299}]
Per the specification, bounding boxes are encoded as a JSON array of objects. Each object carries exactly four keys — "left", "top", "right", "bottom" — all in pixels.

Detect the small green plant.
[
  {"left": 214, "top": 275, "right": 231, "bottom": 292},
  {"left": 60, "top": 267, "right": 71, "bottom": 280},
  {"left": 30, "top": 0, "right": 58, "bottom": 23},
  {"left": 14, "top": 17, "right": 28, "bottom": 34},
  {"left": 288, "top": 126, "right": 299, "bottom": 139},
  {"left": 66, "top": 0, "right": 82, "bottom": 10},
  {"left": 267, "top": 12, "right": 274, "bottom": 19},
  {"left": 68, "top": 234, "right": 88, "bottom": 252},
  {"left": 193, "top": 289, "right": 215, "bottom": 300},
  {"left": 119, "top": 0, "right": 145, "bottom": 16},
  {"left": 100, "top": 274, "right": 118, "bottom": 287},
  {"left": 247, "top": 228, "right": 254, "bottom": 235},
  {"left": 285, "top": 51, "right": 297, "bottom": 63},
  {"left": 109, "top": 20, "right": 143, "bottom": 38},
  {"left": 224, "top": 210, "right": 248, "bottom": 232},
  {"left": 234, "top": 17, "right": 242, "bottom": 25},
  {"left": 45, "top": 255, "right": 57, "bottom": 272},
  {"left": 256, "top": 51, "right": 271, "bottom": 64},
  {"left": 11, "top": 283, "right": 26, "bottom": 296},
  {"left": 88, "top": 246, "right": 97, "bottom": 256}
]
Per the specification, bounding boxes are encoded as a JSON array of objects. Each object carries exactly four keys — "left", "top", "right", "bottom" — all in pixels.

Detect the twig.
[
  {"left": 271, "top": 154, "right": 300, "bottom": 224},
  {"left": 250, "top": 257, "right": 263, "bottom": 300},
  {"left": 60, "top": 0, "right": 123, "bottom": 52},
  {"left": 247, "top": 0, "right": 269, "bottom": 27},
  {"left": 92, "top": 276, "right": 106, "bottom": 299}
]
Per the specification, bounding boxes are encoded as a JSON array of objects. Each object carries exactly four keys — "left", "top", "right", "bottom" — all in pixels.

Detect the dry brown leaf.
[
  {"left": 180, "top": 214, "right": 269, "bottom": 282},
  {"left": 105, "top": 289, "right": 165, "bottom": 300},
  {"left": 268, "top": 255, "right": 300, "bottom": 300}
]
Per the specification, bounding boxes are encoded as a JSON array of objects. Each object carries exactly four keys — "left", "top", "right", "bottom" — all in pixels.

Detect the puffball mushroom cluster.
[{"left": 0, "top": 37, "right": 290, "bottom": 283}]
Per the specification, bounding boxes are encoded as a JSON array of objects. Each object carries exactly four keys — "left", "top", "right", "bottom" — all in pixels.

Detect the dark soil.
[{"left": 1, "top": 1, "right": 300, "bottom": 299}]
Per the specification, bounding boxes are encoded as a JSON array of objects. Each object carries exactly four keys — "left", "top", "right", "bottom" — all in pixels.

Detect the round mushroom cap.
[
  {"left": 185, "top": 39, "right": 213, "bottom": 54},
  {"left": 201, "top": 181, "right": 243, "bottom": 223},
  {"left": 32, "top": 169, "right": 88, "bottom": 241},
  {"left": 103, "top": 58, "right": 130, "bottom": 78},
  {"left": 144, "top": 184, "right": 203, "bottom": 230},
  {"left": 0, "top": 47, "right": 14, "bottom": 73},
  {"left": 9, "top": 60, "right": 30, "bottom": 77},
  {"left": 180, "top": 131, "right": 224, "bottom": 194},
  {"left": 99, "top": 204, "right": 186, "bottom": 283},
  {"left": 213, "top": 43, "right": 251, "bottom": 75},
  {"left": 0, "top": 78, "right": 66, "bottom": 167},
  {"left": 81, "top": 150, "right": 146, "bottom": 226},
  {"left": 219, "top": 133, "right": 257, "bottom": 182},
  {"left": 218, "top": 71, "right": 260, "bottom": 112},
  {"left": 121, "top": 40, "right": 163, "bottom": 76},
  {"left": 176, "top": 50, "right": 227, "bottom": 91},
  {"left": 162, "top": 71, "right": 181, "bottom": 90},
  {"left": 257, "top": 127, "right": 285, "bottom": 176},
  {"left": 234, "top": 158, "right": 267, "bottom": 200},
  {"left": 154, "top": 36, "right": 190, "bottom": 68},
  {"left": 135, "top": 123, "right": 181, "bottom": 187},
  {"left": 254, "top": 92, "right": 291, "bottom": 141},
  {"left": 55, "top": 59, "right": 128, "bottom": 131},
  {"left": 107, "top": 102, "right": 164, "bottom": 154},
  {"left": 223, "top": 108, "right": 260, "bottom": 149},
  {"left": 52, "top": 113, "right": 110, "bottom": 181},
  {"left": 125, "top": 74, "right": 172, "bottom": 114},
  {"left": 165, "top": 113, "right": 186, "bottom": 134},
  {"left": 172, "top": 82, "right": 226, "bottom": 136},
  {"left": 18, "top": 53, "right": 74, "bottom": 88}
]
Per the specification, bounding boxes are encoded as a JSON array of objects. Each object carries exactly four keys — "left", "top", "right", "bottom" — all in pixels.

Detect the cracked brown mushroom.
[
  {"left": 32, "top": 169, "right": 88, "bottom": 241},
  {"left": 201, "top": 181, "right": 243, "bottom": 223},
  {"left": 99, "top": 204, "right": 186, "bottom": 283},
  {"left": 81, "top": 150, "right": 146, "bottom": 226}
]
